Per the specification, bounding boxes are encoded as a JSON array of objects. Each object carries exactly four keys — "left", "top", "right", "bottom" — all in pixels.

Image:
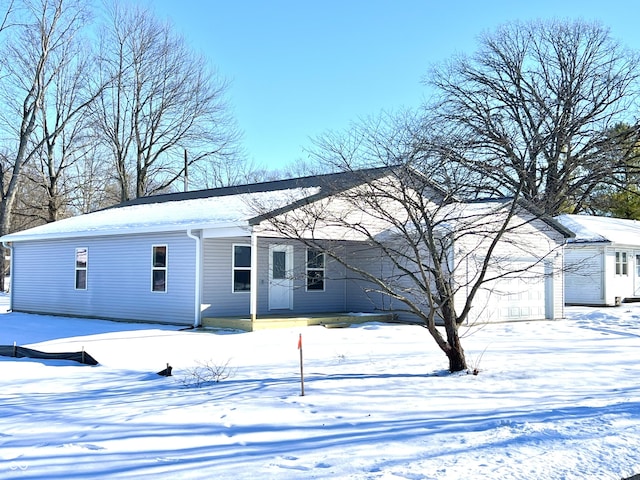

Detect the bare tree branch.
[
  {"left": 423, "top": 19, "right": 640, "bottom": 215},
  {"left": 93, "top": 0, "right": 242, "bottom": 201},
  {"left": 251, "top": 114, "right": 567, "bottom": 372}
]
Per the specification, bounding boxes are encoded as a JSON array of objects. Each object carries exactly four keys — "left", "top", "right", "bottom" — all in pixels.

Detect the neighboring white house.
[
  {"left": 0, "top": 168, "right": 571, "bottom": 328},
  {"left": 556, "top": 214, "right": 640, "bottom": 306}
]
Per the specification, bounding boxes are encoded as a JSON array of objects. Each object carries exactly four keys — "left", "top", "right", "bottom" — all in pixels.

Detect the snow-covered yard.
[{"left": 1, "top": 294, "right": 639, "bottom": 479}]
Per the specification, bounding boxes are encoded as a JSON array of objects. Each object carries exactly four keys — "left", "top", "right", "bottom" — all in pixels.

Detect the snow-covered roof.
[
  {"left": 0, "top": 167, "right": 396, "bottom": 243},
  {"left": 556, "top": 214, "right": 640, "bottom": 245},
  {"left": 0, "top": 188, "right": 320, "bottom": 242},
  {"left": 437, "top": 198, "right": 573, "bottom": 238},
  {"left": 1, "top": 166, "right": 571, "bottom": 244}
]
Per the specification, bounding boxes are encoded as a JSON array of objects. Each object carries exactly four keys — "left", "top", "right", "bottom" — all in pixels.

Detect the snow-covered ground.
[{"left": 1, "top": 295, "right": 639, "bottom": 479}]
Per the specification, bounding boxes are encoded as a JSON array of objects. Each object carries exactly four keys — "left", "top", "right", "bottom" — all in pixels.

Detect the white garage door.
[
  {"left": 472, "top": 267, "right": 549, "bottom": 323},
  {"left": 494, "top": 275, "right": 547, "bottom": 320}
]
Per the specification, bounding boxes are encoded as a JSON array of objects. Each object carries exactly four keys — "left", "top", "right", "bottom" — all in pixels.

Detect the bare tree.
[
  {"left": 253, "top": 114, "right": 567, "bottom": 373},
  {"left": 0, "top": 0, "right": 102, "bottom": 290},
  {"left": 0, "top": 0, "right": 102, "bottom": 230},
  {"left": 22, "top": 29, "right": 98, "bottom": 223},
  {"left": 68, "top": 144, "right": 115, "bottom": 214},
  {"left": 93, "top": 1, "right": 241, "bottom": 201},
  {"left": 187, "top": 154, "right": 270, "bottom": 189},
  {"left": 424, "top": 19, "right": 640, "bottom": 215},
  {"left": 0, "top": 0, "right": 16, "bottom": 40}
]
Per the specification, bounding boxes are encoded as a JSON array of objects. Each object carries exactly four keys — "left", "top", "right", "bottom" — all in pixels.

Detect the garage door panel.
[{"left": 474, "top": 265, "right": 547, "bottom": 322}]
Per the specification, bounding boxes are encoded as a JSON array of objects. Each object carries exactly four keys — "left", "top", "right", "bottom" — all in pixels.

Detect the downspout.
[
  {"left": 2, "top": 241, "right": 13, "bottom": 311},
  {"left": 603, "top": 245, "right": 609, "bottom": 305},
  {"left": 560, "top": 241, "right": 567, "bottom": 319},
  {"left": 250, "top": 228, "right": 259, "bottom": 324},
  {"left": 186, "top": 229, "right": 202, "bottom": 328}
]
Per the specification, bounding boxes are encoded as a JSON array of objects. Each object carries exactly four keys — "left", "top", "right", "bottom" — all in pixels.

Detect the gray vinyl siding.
[
  {"left": 201, "top": 237, "right": 348, "bottom": 317},
  {"left": 11, "top": 232, "right": 196, "bottom": 324},
  {"left": 345, "top": 243, "right": 403, "bottom": 314},
  {"left": 202, "top": 236, "right": 254, "bottom": 317},
  {"left": 290, "top": 243, "right": 347, "bottom": 313}
]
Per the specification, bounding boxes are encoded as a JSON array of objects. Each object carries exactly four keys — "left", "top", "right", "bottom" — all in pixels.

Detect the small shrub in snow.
[
  {"left": 469, "top": 345, "right": 490, "bottom": 376},
  {"left": 180, "top": 359, "right": 235, "bottom": 387}
]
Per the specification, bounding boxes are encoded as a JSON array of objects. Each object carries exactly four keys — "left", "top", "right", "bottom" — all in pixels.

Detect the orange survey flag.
[{"left": 297, "top": 333, "right": 302, "bottom": 350}]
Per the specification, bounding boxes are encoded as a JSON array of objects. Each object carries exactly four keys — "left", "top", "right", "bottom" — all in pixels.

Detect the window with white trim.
[
  {"left": 75, "top": 247, "right": 87, "bottom": 290},
  {"left": 152, "top": 245, "right": 167, "bottom": 292},
  {"left": 306, "top": 248, "right": 325, "bottom": 291},
  {"left": 616, "top": 251, "right": 628, "bottom": 275},
  {"left": 233, "top": 245, "right": 251, "bottom": 292}
]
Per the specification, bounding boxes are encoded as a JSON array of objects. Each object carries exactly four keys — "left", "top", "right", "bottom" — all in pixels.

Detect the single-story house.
[
  {"left": 556, "top": 214, "right": 640, "bottom": 306},
  {"left": 0, "top": 167, "right": 571, "bottom": 329}
]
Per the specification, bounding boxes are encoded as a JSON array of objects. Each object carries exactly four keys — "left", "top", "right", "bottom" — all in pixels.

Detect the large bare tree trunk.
[{"left": 444, "top": 325, "right": 466, "bottom": 372}]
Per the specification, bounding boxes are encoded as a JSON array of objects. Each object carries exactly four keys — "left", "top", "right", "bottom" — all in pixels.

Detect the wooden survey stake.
[{"left": 298, "top": 333, "right": 304, "bottom": 396}]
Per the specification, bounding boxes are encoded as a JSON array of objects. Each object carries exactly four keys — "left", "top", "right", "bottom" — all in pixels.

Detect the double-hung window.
[
  {"left": 233, "top": 245, "right": 251, "bottom": 292},
  {"left": 616, "top": 251, "right": 628, "bottom": 276},
  {"left": 75, "top": 247, "right": 87, "bottom": 290},
  {"left": 152, "top": 245, "right": 168, "bottom": 292},
  {"left": 306, "top": 248, "right": 325, "bottom": 291}
]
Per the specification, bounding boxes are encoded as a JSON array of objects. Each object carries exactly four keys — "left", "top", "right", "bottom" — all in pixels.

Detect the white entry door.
[{"left": 269, "top": 245, "right": 293, "bottom": 310}]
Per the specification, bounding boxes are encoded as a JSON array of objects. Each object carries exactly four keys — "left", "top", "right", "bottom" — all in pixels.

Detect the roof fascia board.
[
  {"left": 202, "top": 225, "right": 252, "bottom": 238},
  {"left": 566, "top": 239, "right": 612, "bottom": 246},
  {"left": 1, "top": 221, "right": 250, "bottom": 243}
]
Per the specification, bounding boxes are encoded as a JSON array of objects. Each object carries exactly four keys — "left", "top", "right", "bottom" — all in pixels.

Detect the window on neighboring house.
[
  {"left": 152, "top": 245, "right": 167, "bottom": 292},
  {"left": 233, "top": 245, "right": 251, "bottom": 292},
  {"left": 75, "top": 247, "right": 87, "bottom": 290},
  {"left": 616, "top": 251, "right": 628, "bottom": 275},
  {"left": 306, "top": 248, "right": 325, "bottom": 291}
]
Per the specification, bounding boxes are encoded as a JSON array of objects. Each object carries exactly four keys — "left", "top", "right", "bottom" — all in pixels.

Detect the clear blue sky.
[{"left": 143, "top": 0, "right": 640, "bottom": 171}]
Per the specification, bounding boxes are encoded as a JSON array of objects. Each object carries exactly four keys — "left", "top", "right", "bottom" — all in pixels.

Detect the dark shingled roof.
[{"left": 109, "top": 166, "right": 396, "bottom": 210}]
